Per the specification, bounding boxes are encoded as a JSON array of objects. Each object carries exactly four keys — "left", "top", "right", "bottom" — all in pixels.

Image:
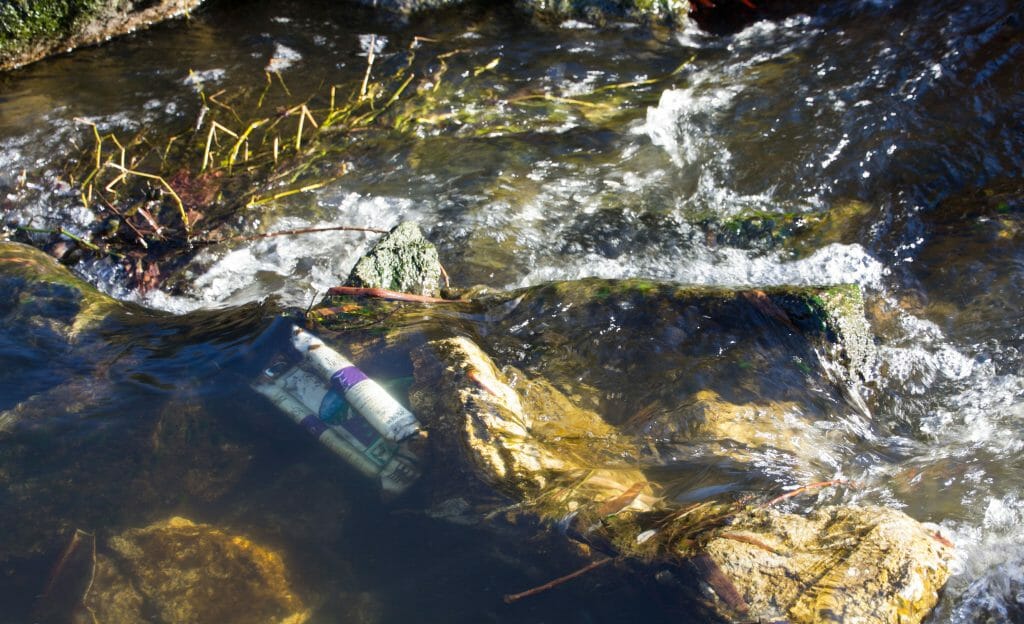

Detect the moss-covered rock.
[
  {"left": 516, "top": 0, "right": 690, "bottom": 25},
  {"left": 0, "top": 0, "right": 203, "bottom": 70},
  {"left": 704, "top": 505, "right": 953, "bottom": 623},
  {"left": 410, "top": 336, "right": 654, "bottom": 512},
  {"left": 408, "top": 333, "right": 952, "bottom": 624},
  {"left": 0, "top": 240, "right": 123, "bottom": 341},
  {"left": 85, "top": 517, "right": 310, "bottom": 624},
  {"left": 344, "top": 222, "right": 442, "bottom": 297}
]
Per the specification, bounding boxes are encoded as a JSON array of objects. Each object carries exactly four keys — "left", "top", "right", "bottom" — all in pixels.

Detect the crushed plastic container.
[{"left": 252, "top": 324, "right": 424, "bottom": 497}]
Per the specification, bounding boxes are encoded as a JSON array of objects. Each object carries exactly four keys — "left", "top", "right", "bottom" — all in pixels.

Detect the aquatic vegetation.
[{"left": 29, "top": 32, "right": 694, "bottom": 294}]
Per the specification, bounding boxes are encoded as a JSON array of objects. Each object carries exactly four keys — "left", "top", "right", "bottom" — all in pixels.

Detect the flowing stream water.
[{"left": 1, "top": 0, "right": 1023, "bottom": 621}]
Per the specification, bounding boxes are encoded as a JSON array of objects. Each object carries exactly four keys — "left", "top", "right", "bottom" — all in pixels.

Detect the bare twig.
[
  {"left": 197, "top": 224, "right": 389, "bottom": 246},
  {"left": 438, "top": 262, "right": 451, "bottom": 289},
  {"left": 503, "top": 557, "right": 613, "bottom": 604},
  {"left": 327, "top": 285, "right": 459, "bottom": 304},
  {"left": 107, "top": 164, "right": 191, "bottom": 238},
  {"left": 762, "top": 480, "right": 852, "bottom": 508},
  {"left": 359, "top": 34, "right": 378, "bottom": 101}
]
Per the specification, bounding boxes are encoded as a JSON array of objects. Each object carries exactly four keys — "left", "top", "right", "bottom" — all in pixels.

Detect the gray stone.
[
  {"left": 345, "top": 222, "right": 442, "bottom": 297},
  {"left": 0, "top": 0, "right": 204, "bottom": 71}
]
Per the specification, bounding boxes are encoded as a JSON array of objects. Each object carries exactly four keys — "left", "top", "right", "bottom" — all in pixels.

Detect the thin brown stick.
[
  {"left": 327, "top": 286, "right": 458, "bottom": 304},
  {"left": 503, "top": 557, "right": 613, "bottom": 604},
  {"left": 232, "top": 224, "right": 388, "bottom": 240},
  {"left": 99, "top": 194, "right": 149, "bottom": 246},
  {"left": 438, "top": 262, "right": 451, "bottom": 289},
  {"left": 762, "top": 480, "right": 851, "bottom": 508},
  {"left": 717, "top": 532, "right": 783, "bottom": 555},
  {"left": 196, "top": 225, "right": 389, "bottom": 246}
]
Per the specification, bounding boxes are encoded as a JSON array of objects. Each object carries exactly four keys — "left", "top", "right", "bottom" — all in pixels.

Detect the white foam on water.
[
  {"left": 515, "top": 242, "right": 887, "bottom": 291},
  {"left": 640, "top": 85, "right": 741, "bottom": 170},
  {"left": 933, "top": 495, "right": 1024, "bottom": 623},
  {"left": 265, "top": 43, "right": 302, "bottom": 73},
  {"left": 138, "top": 192, "right": 416, "bottom": 313},
  {"left": 183, "top": 68, "right": 227, "bottom": 90}
]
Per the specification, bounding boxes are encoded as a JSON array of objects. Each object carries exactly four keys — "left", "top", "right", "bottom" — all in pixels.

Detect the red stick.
[
  {"left": 762, "top": 480, "right": 852, "bottom": 508},
  {"left": 503, "top": 558, "right": 613, "bottom": 604},
  {"left": 327, "top": 286, "right": 458, "bottom": 304}
]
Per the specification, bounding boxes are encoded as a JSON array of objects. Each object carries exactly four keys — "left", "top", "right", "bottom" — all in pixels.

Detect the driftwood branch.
[
  {"left": 327, "top": 285, "right": 459, "bottom": 304},
  {"left": 503, "top": 557, "right": 613, "bottom": 604},
  {"left": 196, "top": 224, "right": 389, "bottom": 246}
]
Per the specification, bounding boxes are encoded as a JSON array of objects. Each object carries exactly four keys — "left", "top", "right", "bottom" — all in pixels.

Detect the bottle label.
[{"left": 318, "top": 388, "right": 395, "bottom": 468}]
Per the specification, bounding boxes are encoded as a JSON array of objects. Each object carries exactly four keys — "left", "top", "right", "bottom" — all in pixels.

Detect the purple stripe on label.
[
  {"left": 332, "top": 366, "right": 369, "bottom": 392},
  {"left": 300, "top": 414, "right": 329, "bottom": 438}
]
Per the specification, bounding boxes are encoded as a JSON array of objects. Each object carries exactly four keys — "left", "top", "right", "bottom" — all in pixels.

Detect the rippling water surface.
[{"left": 1, "top": 0, "right": 1023, "bottom": 621}]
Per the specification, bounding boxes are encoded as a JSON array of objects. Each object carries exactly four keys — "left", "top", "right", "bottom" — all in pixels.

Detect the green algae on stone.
[
  {"left": 704, "top": 199, "right": 874, "bottom": 255},
  {"left": 408, "top": 332, "right": 952, "bottom": 624},
  {"left": 0, "top": 241, "right": 123, "bottom": 340},
  {"left": 85, "top": 517, "right": 310, "bottom": 624},
  {"left": 344, "top": 222, "right": 442, "bottom": 297},
  {"left": 0, "top": 0, "right": 204, "bottom": 70}
]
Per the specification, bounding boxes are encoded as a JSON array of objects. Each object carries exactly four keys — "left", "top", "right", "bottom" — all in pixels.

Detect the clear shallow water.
[{"left": 2, "top": 0, "right": 1024, "bottom": 622}]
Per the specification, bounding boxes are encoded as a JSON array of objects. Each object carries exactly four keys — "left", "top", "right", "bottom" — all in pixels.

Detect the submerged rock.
[
  {"left": 344, "top": 222, "right": 442, "bottom": 297},
  {"left": 85, "top": 517, "right": 309, "bottom": 624},
  {"left": 350, "top": 0, "right": 689, "bottom": 22},
  {"left": 515, "top": 0, "right": 690, "bottom": 24},
  {"left": 704, "top": 505, "right": 952, "bottom": 623},
  {"left": 408, "top": 332, "right": 953, "bottom": 624},
  {"left": 0, "top": 0, "right": 204, "bottom": 71},
  {"left": 410, "top": 336, "right": 656, "bottom": 513}
]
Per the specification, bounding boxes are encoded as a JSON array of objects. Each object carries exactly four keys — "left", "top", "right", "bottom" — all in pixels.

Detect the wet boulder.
[
  {"left": 408, "top": 333, "right": 953, "bottom": 624},
  {"left": 344, "top": 222, "right": 443, "bottom": 297},
  {"left": 0, "top": 241, "right": 122, "bottom": 349},
  {"left": 0, "top": 0, "right": 204, "bottom": 70},
  {"left": 410, "top": 336, "right": 657, "bottom": 514},
  {"left": 84, "top": 517, "right": 309, "bottom": 624},
  {"left": 472, "top": 279, "right": 875, "bottom": 424},
  {"left": 702, "top": 505, "right": 953, "bottom": 623},
  {"left": 0, "top": 242, "right": 263, "bottom": 559}
]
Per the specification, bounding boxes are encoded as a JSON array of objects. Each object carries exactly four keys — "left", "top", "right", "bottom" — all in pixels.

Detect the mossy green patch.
[{"left": 0, "top": 0, "right": 104, "bottom": 54}]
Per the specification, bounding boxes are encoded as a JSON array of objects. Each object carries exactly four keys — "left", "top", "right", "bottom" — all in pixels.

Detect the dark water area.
[{"left": 2, "top": 0, "right": 1024, "bottom": 622}]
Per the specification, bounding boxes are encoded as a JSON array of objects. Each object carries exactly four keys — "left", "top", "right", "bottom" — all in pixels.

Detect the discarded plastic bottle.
[
  {"left": 289, "top": 326, "right": 422, "bottom": 442},
  {"left": 252, "top": 324, "right": 424, "bottom": 497}
]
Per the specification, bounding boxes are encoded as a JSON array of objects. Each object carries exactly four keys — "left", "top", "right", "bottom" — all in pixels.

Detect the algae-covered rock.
[
  {"left": 0, "top": 241, "right": 122, "bottom": 344},
  {"left": 410, "top": 336, "right": 656, "bottom": 515},
  {"left": 0, "top": 0, "right": 204, "bottom": 70},
  {"left": 0, "top": 242, "right": 266, "bottom": 560},
  {"left": 345, "top": 222, "right": 442, "bottom": 297},
  {"left": 703, "top": 505, "right": 953, "bottom": 624},
  {"left": 85, "top": 517, "right": 309, "bottom": 624},
  {"left": 475, "top": 279, "right": 875, "bottom": 421},
  {"left": 516, "top": 0, "right": 690, "bottom": 24},
  {"left": 408, "top": 333, "right": 952, "bottom": 624}
]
